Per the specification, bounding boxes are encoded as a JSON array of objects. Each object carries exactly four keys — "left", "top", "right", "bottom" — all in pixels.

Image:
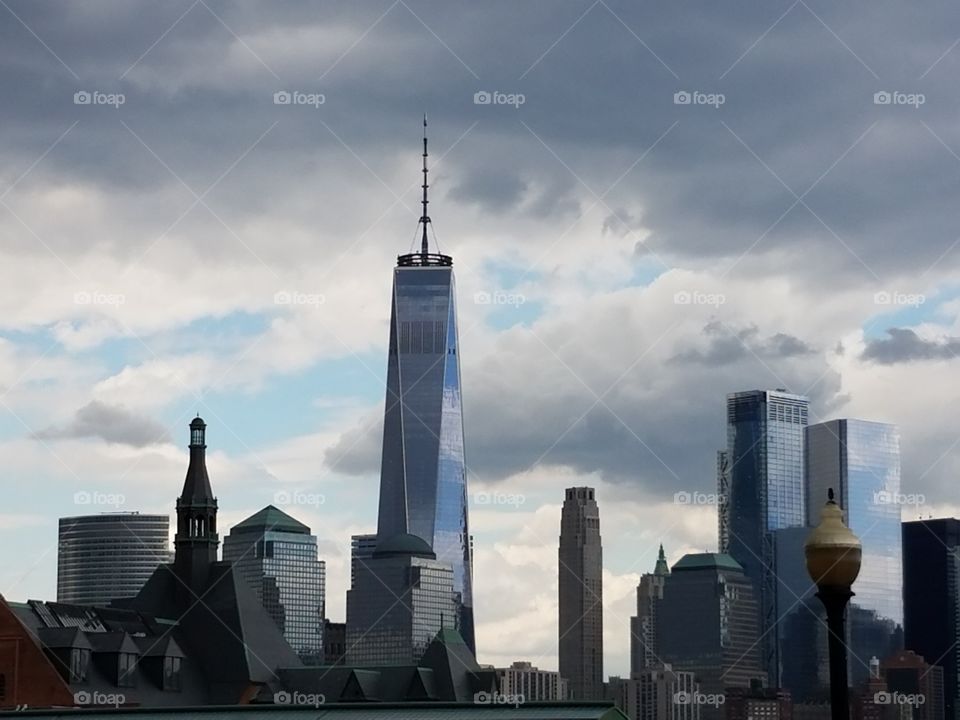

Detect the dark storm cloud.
[
  {"left": 34, "top": 400, "right": 170, "bottom": 447},
  {"left": 448, "top": 167, "right": 527, "bottom": 212},
  {"left": 673, "top": 321, "right": 814, "bottom": 365},
  {"left": 861, "top": 328, "right": 960, "bottom": 364}
]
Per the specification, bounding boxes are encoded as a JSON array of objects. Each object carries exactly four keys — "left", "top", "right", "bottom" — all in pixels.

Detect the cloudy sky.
[{"left": 2, "top": 0, "right": 960, "bottom": 676}]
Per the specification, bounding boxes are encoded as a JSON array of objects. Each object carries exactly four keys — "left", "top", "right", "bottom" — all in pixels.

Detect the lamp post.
[{"left": 805, "top": 488, "right": 862, "bottom": 720}]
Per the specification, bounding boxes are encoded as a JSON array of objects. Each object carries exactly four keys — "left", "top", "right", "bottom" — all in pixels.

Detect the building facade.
[
  {"left": 657, "top": 553, "right": 766, "bottom": 720},
  {"left": 345, "top": 533, "right": 457, "bottom": 666},
  {"left": 350, "top": 533, "right": 378, "bottom": 588},
  {"left": 903, "top": 518, "right": 960, "bottom": 720},
  {"left": 616, "top": 664, "right": 700, "bottom": 720},
  {"left": 806, "top": 419, "right": 904, "bottom": 685},
  {"left": 375, "top": 164, "right": 474, "bottom": 651},
  {"left": 631, "top": 545, "right": 669, "bottom": 675},
  {"left": 882, "top": 650, "right": 945, "bottom": 720},
  {"left": 726, "top": 389, "right": 809, "bottom": 682},
  {"left": 559, "top": 486, "right": 604, "bottom": 700},
  {"left": 57, "top": 513, "right": 171, "bottom": 606},
  {"left": 497, "top": 661, "right": 568, "bottom": 701},
  {"left": 717, "top": 451, "right": 731, "bottom": 554},
  {"left": 725, "top": 684, "right": 793, "bottom": 720},
  {"left": 222, "top": 505, "right": 326, "bottom": 664}
]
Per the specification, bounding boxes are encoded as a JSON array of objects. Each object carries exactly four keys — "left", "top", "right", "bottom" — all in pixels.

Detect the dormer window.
[
  {"left": 70, "top": 648, "right": 90, "bottom": 682},
  {"left": 163, "top": 656, "right": 182, "bottom": 691},
  {"left": 118, "top": 652, "right": 137, "bottom": 688}
]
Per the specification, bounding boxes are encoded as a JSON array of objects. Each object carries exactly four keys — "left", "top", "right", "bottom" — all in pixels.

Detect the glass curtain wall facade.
[
  {"left": 805, "top": 419, "right": 903, "bottom": 686},
  {"left": 726, "top": 390, "right": 809, "bottom": 681},
  {"left": 376, "top": 261, "right": 474, "bottom": 652}
]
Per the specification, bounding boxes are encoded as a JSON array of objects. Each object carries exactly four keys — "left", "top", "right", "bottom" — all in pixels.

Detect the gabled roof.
[
  {"left": 86, "top": 631, "right": 139, "bottom": 654},
  {"left": 231, "top": 505, "right": 310, "bottom": 535},
  {"left": 134, "top": 634, "right": 185, "bottom": 659},
  {"left": 36, "top": 626, "right": 93, "bottom": 650}
]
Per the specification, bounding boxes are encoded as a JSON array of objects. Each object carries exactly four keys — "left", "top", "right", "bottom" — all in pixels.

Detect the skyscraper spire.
[{"left": 420, "top": 113, "right": 430, "bottom": 255}]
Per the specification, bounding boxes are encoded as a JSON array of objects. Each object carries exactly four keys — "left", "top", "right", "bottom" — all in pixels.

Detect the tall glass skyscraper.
[
  {"left": 223, "top": 505, "right": 326, "bottom": 664},
  {"left": 726, "top": 389, "right": 808, "bottom": 681},
  {"left": 806, "top": 419, "right": 903, "bottom": 685},
  {"left": 375, "top": 124, "right": 474, "bottom": 652}
]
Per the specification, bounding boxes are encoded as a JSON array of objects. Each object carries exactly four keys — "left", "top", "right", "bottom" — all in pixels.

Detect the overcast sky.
[{"left": 2, "top": 0, "right": 959, "bottom": 676}]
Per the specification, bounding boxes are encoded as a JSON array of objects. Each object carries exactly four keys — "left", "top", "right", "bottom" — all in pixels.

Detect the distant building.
[
  {"left": 559, "top": 486, "right": 604, "bottom": 700},
  {"left": 615, "top": 664, "right": 699, "bottom": 720},
  {"left": 57, "top": 513, "right": 170, "bottom": 606},
  {"left": 716, "top": 451, "right": 730, "bottom": 554},
  {"left": 222, "top": 505, "right": 326, "bottom": 664},
  {"left": 882, "top": 650, "right": 945, "bottom": 720},
  {"left": 497, "top": 661, "right": 568, "bottom": 701},
  {"left": 323, "top": 620, "right": 346, "bottom": 665},
  {"left": 726, "top": 389, "right": 809, "bottom": 682},
  {"left": 346, "top": 533, "right": 457, "bottom": 665},
  {"left": 658, "top": 553, "right": 766, "bottom": 720},
  {"left": 725, "top": 683, "right": 792, "bottom": 720},
  {"left": 630, "top": 545, "right": 669, "bottom": 675},
  {"left": 350, "top": 533, "right": 378, "bottom": 588},
  {"left": 806, "top": 419, "right": 903, "bottom": 685},
  {"left": 902, "top": 518, "right": 960, "bottom": 720}
]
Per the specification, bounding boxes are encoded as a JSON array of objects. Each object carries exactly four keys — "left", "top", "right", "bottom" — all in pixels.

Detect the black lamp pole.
[{"left": 817, "top": 586, "right": 853, "bottom": 720}]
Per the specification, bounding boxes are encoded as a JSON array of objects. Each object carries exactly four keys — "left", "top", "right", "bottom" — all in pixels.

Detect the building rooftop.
[
  {"left": 672, "top": 553, "right": 744, "bottom": 573},
  {"left": 373, "top": 532, "right": 436, "bottom": 559},
  {"left": 230, "top": 505, "right": 311, "bottom": 535}
]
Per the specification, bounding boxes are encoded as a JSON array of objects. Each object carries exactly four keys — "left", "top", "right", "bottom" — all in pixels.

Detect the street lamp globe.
[{"left": 805, "top": 487, "right": 862, "bottom": 590}]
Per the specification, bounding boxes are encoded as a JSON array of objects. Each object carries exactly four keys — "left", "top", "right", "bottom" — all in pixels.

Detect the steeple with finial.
[
  {"left": 174, "top": 415, "right": 219, "bottom": 599},
  {"left": 654, "top": 543, "right": 670, "bottom": 575}
]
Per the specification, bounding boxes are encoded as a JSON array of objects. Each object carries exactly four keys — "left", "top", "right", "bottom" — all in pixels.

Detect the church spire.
[
  {"left": 174, "top": 416, "right": 219, "bottom": 600},
  {"left": 420, "top": 113, "right": 430, "bottom": 255}
]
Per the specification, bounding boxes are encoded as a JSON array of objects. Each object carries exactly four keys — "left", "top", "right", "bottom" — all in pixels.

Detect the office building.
[
  {"left": 223, "top": 505, "right": 326, "bottom": 664},
  {"left": 727, "top": 389, "right": 808, "bottom": 681},
  {"left": 658, "top": 553, "right": 766, "bottom": 720},
  {"left": 350, "top": 533, "right": 378, "bottom": 588},
  {"left": 725, "top": 683, "right": 793, "bottom": 720},
  {"left": 375, "top": 127, "right": 474, "bottom": 651},
  {"left": 57, "top": 513, "right": 170, "bottom": 606},
  {"left": 345, "top": 533, "right": 457, "bottom": 666},
  {"left": 806, "top": 419, "right": 903, "bottom": 685},
  {"left": 616, "top": 664, "right": 699, "bottom": 720},
  {"left": 497, "top": 661, "right": 568, "bottom": 701},
  {"left": 559, "top": 486, "right": 604, "bottom": 700},
  {"left": 717, "top": 451, "right": 730, "bottom": 554},
  {"left": 631, "top": 545, "right": 669, "bottom": 675},
  {"left": 882, "top": 650, "right": 945, "bottom": 720},
  {"left": 903, "top": 518, "right": 960, "bottom": 720}
]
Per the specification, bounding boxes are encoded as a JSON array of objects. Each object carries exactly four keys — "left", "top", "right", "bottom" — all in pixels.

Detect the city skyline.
[{"left": 3, "top": 0, "right": 960, "bottom": 684}]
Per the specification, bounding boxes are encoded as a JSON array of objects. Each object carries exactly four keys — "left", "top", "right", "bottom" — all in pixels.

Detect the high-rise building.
[
  {"left": 657, "top": 553, "right": 766, "bottom": 720},
  {"left": 323, "top": 620, "right": 346, "bottom": 665},
  {"left": 806, "top": 419, "right": 903, "bottom": 685},
  {"left": 559, "top": 486, "right": 604, "bottom": 700},
  {"left": 222, "top": 505, "right": 326, "bottom": 663},
  {"left": 882, "top": 650, "right": 945, "bottom": 720},
  {"left": 903, "top": 518, "right": 960, "bottom": 720},
  {"left": 631, "top": 545, "right": 670, "bottom": 675},
  {"left": 57, "top": 513, "right": 170, "bottom": 606},
  {"left": 616, "top": 664, "right": 700, "bottom": 720},
  {"left": 726, "top": 389, "right": 809, "bottom": 681},
  {"left": 345, "top": 532, "right": 457, "bottom": 665},
  {"left": 351, "top": 532, "right": 378, "bottom": 587},
  {"left": 497, "top": 661, "right": 568, "bottom": 700},
  {"left": 375, "top": 123, "right": 474, "bottom": 652},
  {"left": 717, "top": 451, "right": 730, "bottom": 554}
]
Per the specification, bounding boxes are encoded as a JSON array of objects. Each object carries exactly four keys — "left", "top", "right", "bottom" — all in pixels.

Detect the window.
[
  {"left": 70, "top": 648, "right": 90, "bottom": 682},
  {"left": 163, "top": 656, "right": 182, "bottom": 691},
  {"left": 118, "top": 653, "right": 137, "bottom": 688},
  {"left": 0, "top": 673, "right": 6, "bottom": 701}
]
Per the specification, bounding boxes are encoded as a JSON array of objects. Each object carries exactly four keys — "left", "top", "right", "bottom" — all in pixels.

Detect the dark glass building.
[
  {"left": 375, "top": 140, "right": 473, "bottom": 649},
  {"left": 727, "top": 389, "right": 809, "bottom": 680},
  {"left": 222, "top": 505, "right": 326, "bottom": 664},
  {"left": 559, "top": 486, "right": 604, "bottom": 700},
  {"left": 903, "top": 518, "right": 960, "bottom": 720},
  {"left": 57, "top": 513, "right": 171, "bottom": 606},
  {"left": 806, "top": 419, "right": 903, "bottom": 685}
]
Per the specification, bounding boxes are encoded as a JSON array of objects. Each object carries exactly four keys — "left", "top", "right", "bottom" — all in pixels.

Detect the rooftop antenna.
[{"left": 420, "top": 114, "right": 430, "bottom": 255}]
